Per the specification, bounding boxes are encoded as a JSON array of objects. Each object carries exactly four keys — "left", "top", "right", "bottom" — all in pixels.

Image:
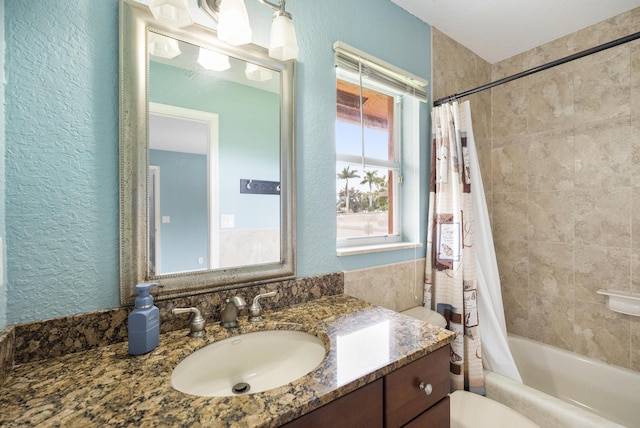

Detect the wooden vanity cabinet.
[
  {"left": 281, "top": 345, "right": 450, "bottom": 428},
  {"left": 402, "top": 397, "right": 450, "bottom": 428},
  {"left": 385, "top": 345, "right": 450, "bottom": 427},
  {"left": 281, "top": 379, "right": 383, "bottom": 428}
]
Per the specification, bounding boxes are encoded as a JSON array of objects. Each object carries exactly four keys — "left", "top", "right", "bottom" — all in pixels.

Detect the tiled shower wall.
[{"left": 432, "top": 8, "right": 640, "bottom": 372}]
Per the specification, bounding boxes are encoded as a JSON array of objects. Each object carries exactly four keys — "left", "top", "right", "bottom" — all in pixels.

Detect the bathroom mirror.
[{"left": 119, "top": 0, "right": 296, "bottom": 304}]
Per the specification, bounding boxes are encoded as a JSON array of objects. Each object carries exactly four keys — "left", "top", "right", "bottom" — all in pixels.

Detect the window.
[
  {"left": 334, "top": 42, "right": 427, "bottom": 252},
  {"left": 335, "top": 76, "right": 401, "bottom": 243}
]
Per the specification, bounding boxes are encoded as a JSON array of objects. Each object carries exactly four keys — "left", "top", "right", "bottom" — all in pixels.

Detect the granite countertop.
[{"left": 0, "top": 294, "right": 455, "bottom": 427}]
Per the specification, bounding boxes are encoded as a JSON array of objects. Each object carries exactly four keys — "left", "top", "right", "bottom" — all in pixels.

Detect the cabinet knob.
[{"left": 418, "top": 382, "right": 433, "bottom": 395}]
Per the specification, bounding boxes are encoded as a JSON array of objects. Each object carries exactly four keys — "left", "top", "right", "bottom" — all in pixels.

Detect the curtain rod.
[{"left": 433, "top": 31, "right": 640, "bottom": 107}]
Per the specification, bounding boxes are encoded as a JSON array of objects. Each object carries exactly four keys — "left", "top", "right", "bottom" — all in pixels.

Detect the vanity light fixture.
[
  {"left": 148, "top": 32, "right": 182, "bottom": 58},
  {"left": 197, "top": 47, "right": 231, "bottom": 71},
  {"left": 149, "top": 0, "right": 193, "bottom": 28},
  {"left": 259, "top": 0, "right": 299, "bottom": 61},
  {"left": 198, "top": 0, "right": 252, "bottom": 46},
  {"left": 217, "top": 0, "right": 253, "bottom": 46},
  {"left": 199, "top": 0, "right": 299, "bottom": 60}
]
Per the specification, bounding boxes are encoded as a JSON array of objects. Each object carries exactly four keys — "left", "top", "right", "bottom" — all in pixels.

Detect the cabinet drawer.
[
  {"left": 384, "top": 345, "right": 450, "bottom": 428},
  {"left": 282, "top": 379, "right": 383, "bottom": 428},
  {"left": 403, "top": 396, "right": 450, "bottom": 428}
]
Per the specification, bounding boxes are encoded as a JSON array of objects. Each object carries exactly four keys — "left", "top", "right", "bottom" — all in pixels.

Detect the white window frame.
[
  {"left": 336, "top": 70, "right": 403, "bottom": 249},
  {"left": 334, "top": 42, "right": 427, "bottom": 256}
]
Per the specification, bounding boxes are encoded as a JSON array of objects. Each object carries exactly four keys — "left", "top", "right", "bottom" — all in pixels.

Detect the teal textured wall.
[
  {"left": 5, "top": 0, "right": 119, "bottom": 324},
  {"left": 3, "top": 0, "right": 430, "bottom": 324},
  {"left": 0, "top": 0, "right": 6, "bottom": 329}
]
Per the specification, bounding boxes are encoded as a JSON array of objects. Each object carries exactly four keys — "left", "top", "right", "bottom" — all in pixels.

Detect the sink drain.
[{"left": 232, "top": 382, "right": 251, "bottom": 394}]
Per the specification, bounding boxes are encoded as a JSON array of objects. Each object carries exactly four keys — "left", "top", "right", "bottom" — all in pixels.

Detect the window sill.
[{"left": 336, "top": 242, "right": 422, "bottom": 257}]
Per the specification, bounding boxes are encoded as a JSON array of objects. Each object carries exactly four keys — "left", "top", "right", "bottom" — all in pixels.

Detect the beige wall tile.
[
  {"left": 528, "top": 191, "right": 574, "bottom": 243},
  {"left": 528, "top": 242, "right": 574, "bottom": 298},
  {"left": 574, "top": 118, "right": 632, "bottom": 189},
  {"left": 632, "top": 187, "right": 640, "bottom": 250},
  {"left": 631, "top": 41, "right": 640, "bottom": 125},
  {"left": 573, "top": 46, "right": 631, "bottom": 125},
  {"left": 491, "top": 33, "right": 575, "bottom": 81},
  {"left": 492, "top": 82, "right": 528, "bottom": 138},
  {"left": 492, "top": 192, "right": 530, "bottom": 243},
  {"left": 431, "top": 28, "right": 491, "bottom": 102},
  {"left": 631, "top": 188, "right": 640, "bottom": 293},
  {"left": 574, "top": 300, "right": 631, "bottom": 369},
  {"left": 632, "top": 317, "right": 640, "bottom": 372},
  {"left": 343, "top": 259, "right": 424, "bottom": 312},
  {"left": 494, "top": 239, "right": 528, "bottom": 291},
  {"left": 574, "top": 188, "right": 631, "bottom": 247},
  {"left": 527, "top": 70, "right": 574, "bottom": 133},
  {"left": 632, "top": 125, "right": 640, "bottom": 186},
  {"left": 492, "top": 137, "right": 529, "bottom": 193},
  {"left": 571, "top": 11, "right": 636, "bottom": 53},
  {"left": 527, "top": 129, "right": 575, "bottom": 191},
  {"left": 469, "top": 91, "right": 491, "bottom": 140},
  {"left": 528, "top": 292, "right": 575, "bottom": 351},
  {"left": 475, "top": 137, "right": 492, "bottom": 195},
  {"left": 501, "top": 286, "right": 530, "bottom": 337},
  {"left": 632, "top": 248, "right": 640, "bottom": 294},
  {"left": 575, "top": 244, "right": 631, "bottom": 303}
]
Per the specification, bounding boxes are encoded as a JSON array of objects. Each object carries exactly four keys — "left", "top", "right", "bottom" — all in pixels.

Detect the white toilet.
[
  {"left": 450, "top": 390, "right": 539, "bottom": 428},
  {"left": 400, "top": 306, "right": 447, "bottom": 328},
  {"left": 400, "top": 307, "right": 540, "bottom": 428}
]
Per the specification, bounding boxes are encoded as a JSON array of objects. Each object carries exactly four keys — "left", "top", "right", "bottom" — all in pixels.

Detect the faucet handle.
[
  {"left": 172, "top": 307, "right": 206, "bottom": 338},
  {"left": 229, "top": 295, "right": 247, "bottom": 309},
  {"left": 249, "top": 291, "right": 277, "bottom": 322}
]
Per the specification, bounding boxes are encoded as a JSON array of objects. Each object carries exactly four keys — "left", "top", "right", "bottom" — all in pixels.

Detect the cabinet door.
[
  {"left": 282, "top": 379, "right": 383, "bottom": 428},
  {"left": 384, "top": 345, "right": 450, "bottom": 428},
  {"left": 403, "top": 396, "right": 450, "bottom": 428}
]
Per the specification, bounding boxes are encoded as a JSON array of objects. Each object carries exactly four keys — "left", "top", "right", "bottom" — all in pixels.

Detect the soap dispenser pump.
[{"left": 128, "top": 282, "right": 160, "bottom": 355}]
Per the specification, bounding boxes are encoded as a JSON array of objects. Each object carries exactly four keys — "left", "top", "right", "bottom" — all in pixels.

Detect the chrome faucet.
[
  {"left": 248, "top": 291, "right": 277, "bottom": 322},
  {"left": 220, "top": 296, "right": 246, "bottom": 328},
  {"left": 172, "top": 307, "right": 206, "bottom": 338}
]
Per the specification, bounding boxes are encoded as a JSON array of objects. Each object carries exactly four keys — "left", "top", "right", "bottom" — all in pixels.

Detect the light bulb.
[
  {"left": 268, "top": 12, "right": 298, "bottom": 61},
  {"left": 217, "top": 0, "right": 252, "bottom": 46}
]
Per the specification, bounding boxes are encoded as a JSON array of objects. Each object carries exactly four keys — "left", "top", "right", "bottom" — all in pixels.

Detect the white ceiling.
[{"left": 390, "top": 0, "right": 640, "bottom": 63}]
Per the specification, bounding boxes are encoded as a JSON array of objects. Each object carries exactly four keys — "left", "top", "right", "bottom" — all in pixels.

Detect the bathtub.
[{"left": 484, "top": 335, "right": 640, "bottom": 428}]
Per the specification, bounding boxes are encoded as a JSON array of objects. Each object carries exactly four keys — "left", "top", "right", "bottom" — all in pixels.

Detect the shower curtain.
[{"left": 425, "top": 101, "right": 521, "bottom": 394}]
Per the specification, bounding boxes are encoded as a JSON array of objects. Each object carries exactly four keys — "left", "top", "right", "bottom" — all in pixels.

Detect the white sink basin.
[{"left": 171, "top": 330, "right": 327, "bottom": 397}]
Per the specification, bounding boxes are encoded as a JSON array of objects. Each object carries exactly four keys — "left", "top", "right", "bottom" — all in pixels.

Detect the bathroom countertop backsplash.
[
  {"left": 0, "top": 294, "right": 454, "bottom": 427},
  {"left": 10, "top": 273, "right": 344, "bottom": 365}
]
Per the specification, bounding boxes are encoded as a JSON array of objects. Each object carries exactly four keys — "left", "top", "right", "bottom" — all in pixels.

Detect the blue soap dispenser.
[{"left": 128, "top": 282, "right": 160, "bottom": 355}]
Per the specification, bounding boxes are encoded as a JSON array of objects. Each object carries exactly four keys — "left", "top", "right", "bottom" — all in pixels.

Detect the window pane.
[
  {"left": 336, "top": 162, "right": 394, "bottom": 239},
  {"left": 336, "top": 79, "right": 394, "bottom": 162},
  {"left": 336, "top": 120, "right": 390, "bottom": 160}
]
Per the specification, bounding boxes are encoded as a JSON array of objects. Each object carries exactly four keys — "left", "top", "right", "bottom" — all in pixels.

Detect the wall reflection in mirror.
[{"left": 147, "top": 33, "right": 281, "bottom": 276}]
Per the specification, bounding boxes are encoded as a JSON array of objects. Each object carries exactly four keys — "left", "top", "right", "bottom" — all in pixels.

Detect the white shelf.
[{"left": 597, "top": 289, "right": 640, "bottom": 317}]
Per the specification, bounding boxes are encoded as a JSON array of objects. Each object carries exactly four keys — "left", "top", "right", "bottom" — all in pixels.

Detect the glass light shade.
[
  {"left": 148, "top": 33, "right": 182, "bottom": 59},
  {"left": 197, "top": 48, "right": 231, "bottom": 71},
  {"left": 245, "top": 63, "right": 273, "bottom": 82},
  {"left": 149, "top": 0, "right": 193, "bottom": 28},
  {"left": 268, "top": 13, "right": 299, "bottom": 61},
  {"left": 217, "top": 0, "right": 252, "bottom": 46}
]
